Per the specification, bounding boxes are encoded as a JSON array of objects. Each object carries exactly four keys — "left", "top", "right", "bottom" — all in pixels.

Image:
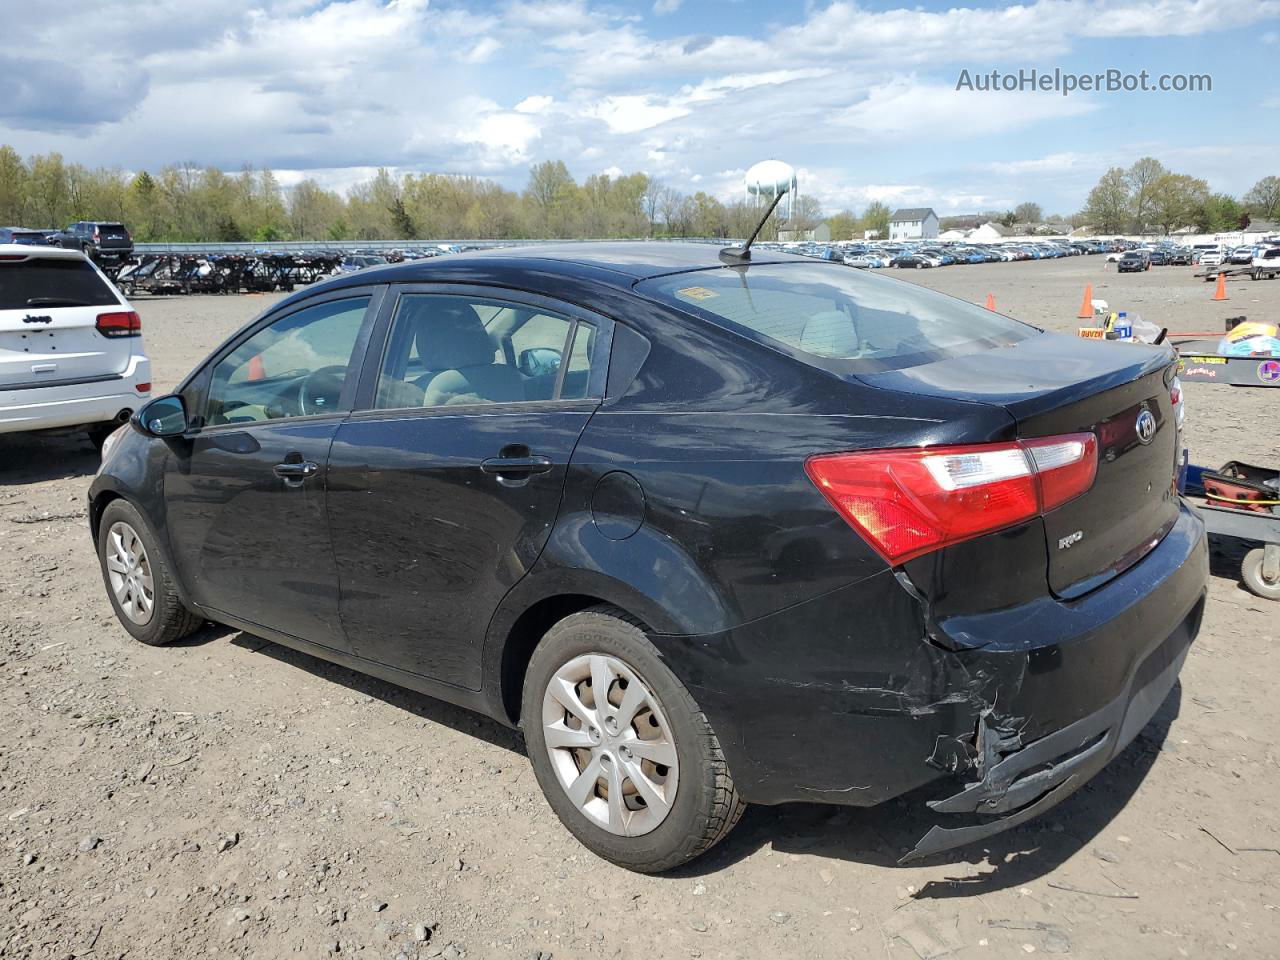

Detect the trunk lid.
[
  {"left": 0, "top": 254, "right": 132, "bottom": 388},
  {"left": 857, "top": 332, "right": 1181, "bottom": 598}
]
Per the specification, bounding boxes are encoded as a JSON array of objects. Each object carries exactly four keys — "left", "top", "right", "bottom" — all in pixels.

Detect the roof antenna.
[{"left": 720, "top": 159, "right": 796, "bottom": 265}]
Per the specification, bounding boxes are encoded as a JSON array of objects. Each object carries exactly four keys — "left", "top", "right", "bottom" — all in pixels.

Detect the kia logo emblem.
[{"left": 1135, "top": 409, "right": 1156, "bottom": 444}]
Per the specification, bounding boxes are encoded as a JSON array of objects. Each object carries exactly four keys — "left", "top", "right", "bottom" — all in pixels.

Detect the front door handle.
[
  {"left": 274, "top": 460, "right": 319, "bottom": 479},
  {"left": 480, "top": 455, "right": 553, "bottom": 476}
]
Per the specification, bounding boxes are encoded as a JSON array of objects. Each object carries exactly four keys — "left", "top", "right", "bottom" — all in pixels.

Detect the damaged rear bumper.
[
  {"left": 901, "top": 589, "right": 1200, "bottom": 862},
  {"left": 651, "top": 502, "right": 1207, "bottom": 860}
]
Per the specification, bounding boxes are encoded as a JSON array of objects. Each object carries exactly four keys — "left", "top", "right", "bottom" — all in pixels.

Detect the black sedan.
[{"left": 91, "top": 243, "right": 1207, "bottom": 872}]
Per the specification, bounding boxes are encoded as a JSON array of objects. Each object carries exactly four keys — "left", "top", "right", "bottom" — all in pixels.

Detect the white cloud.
[
  {"left": 461, "top": 37, "right": 503, "bottom": 63},
  {"left": 835, "top": 78, "right": 1097, "bottom": 138},
  {"left": 515, "top": 95, "right": 555, "bottom": 114},
  {"left": 586, "top": 95, "right": 690, "bottom": 133},
  {"left": 652, "top": 0, "right": 682, "bottom": 13},
  {"left": 2, "top": 0, "right": 1278, "bottom": 217}
]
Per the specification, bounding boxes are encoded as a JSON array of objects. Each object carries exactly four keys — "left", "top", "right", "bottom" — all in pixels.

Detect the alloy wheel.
[
  {"left": 105, "top": 521, "right": 155, "bottom": 625},
  {"left": 541, "top": 653, "right": 679, "bottom": 836}
]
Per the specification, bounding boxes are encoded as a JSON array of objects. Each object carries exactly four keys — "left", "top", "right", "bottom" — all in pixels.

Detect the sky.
[{"left": 3, "top": 0, "right": 1279, "bottom": 217}]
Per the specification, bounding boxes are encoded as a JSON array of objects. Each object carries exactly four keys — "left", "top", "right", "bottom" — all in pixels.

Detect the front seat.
[{"left": 418, "top": 303, "right": 526, "bottom": 406}]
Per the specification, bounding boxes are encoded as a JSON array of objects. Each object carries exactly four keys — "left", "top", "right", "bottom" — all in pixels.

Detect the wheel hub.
[{"left": 541, "top": 653, "right": 680, "bottom": 837}]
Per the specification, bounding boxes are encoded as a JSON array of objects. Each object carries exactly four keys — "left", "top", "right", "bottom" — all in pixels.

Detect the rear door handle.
[
  {"left": 480, "top": 455, "right": 553, "bottom": 476},
  {"left": 274, "top": 460, "right": 319, "bottom": 479}
]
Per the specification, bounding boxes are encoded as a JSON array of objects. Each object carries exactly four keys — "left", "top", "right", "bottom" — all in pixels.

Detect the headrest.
[
  {"left": 799, "top": 310, "right": 859, "bottom": 358},
  {"left": 410, "top": 302, "right": 496, "bottom": 369}
]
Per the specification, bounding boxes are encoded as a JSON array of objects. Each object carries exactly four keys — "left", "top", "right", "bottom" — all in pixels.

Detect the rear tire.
[
  {"left": 522, "top": 605, "right": 745, "bottom": 873},
  {"left": 97, "top": 499, "right": 204, "bottom": 646}
]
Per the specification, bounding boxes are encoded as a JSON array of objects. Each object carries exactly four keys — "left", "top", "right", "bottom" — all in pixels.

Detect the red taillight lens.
[
  {"left": 1023, "top": 433, "right": 1098, "bottom": 511},
  {"left": 95, "top": 310, "right": 141, "bottom": 337},
  {"left": 135, "top": 382, "right": 151, "bottom": 394},
  {"left": 806, "top": 433, "right": 1097, "bottom": 565},
  {"left": 93, "top": 228, "right": 100, "bottom": 243}
]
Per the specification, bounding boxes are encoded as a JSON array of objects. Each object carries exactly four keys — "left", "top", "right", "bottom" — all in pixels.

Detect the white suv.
[{"left": 1, "top": 244, "right": 150, "bottom": 445}]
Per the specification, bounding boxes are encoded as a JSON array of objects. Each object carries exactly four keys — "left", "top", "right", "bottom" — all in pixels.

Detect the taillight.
[
  {"left": 95, "top": 311, "right": 141, "bottom": 337},
  {"left": 805, "top": 433, "right": 1097, "bottom": 565},
  {"left": 1169, "top": 376, "right": 1185, "bottom": 430},
  {"left": 93, "top": 228, "right": 100, "bottom": 244}
]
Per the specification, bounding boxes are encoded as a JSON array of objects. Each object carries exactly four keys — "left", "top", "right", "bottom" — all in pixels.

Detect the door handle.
[
  {"left": 480, "top": 455, "right": 553, "bottom": 476},
  {"left": 274, "top": 460, "right": 319, "bottom": 479}
]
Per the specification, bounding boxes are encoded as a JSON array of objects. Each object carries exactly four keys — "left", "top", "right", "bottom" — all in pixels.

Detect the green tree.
[
  {"left": 0, "top": 145, "right": 28, "bottom": 224},
  {"left": 388, "top": 196, "right": 416, "bottom": 239},
  {"left": 825, "top": 209, "right": 859, "bottom": 241},
  {"left": 1084, "top": 167, "right": 1131, "bottom": 234},
  {"left": 860, "top": 201, "right": 890, "bottom": 238},
  {"left": 1196, "top": 193, "right": 1245, "bottom": 232},
  {"left": 28, "top": 152, "right": 70, "bottom": 227},
  {"left": 1148, "top": 173, "right": 1209, "bottom": 235},
  {"left": 1013, "top": 201, "right": 1042, "bottom": 223},
  {"left": 1243, "top": 176, "right": 1280, "bottom": 220},
  {"left": 1126, "top": 156, "right": 1167, "bottom": 233}
]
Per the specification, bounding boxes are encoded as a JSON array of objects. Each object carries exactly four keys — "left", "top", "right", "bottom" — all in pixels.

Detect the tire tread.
[{"left": 529, "top": 604, "right": 745, "bottom": 872}]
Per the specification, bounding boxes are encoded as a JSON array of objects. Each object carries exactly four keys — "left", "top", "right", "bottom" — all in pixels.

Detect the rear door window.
[
  {"left": 636, "top": 262, "right": 1034, "bottom": 373},
  {"left": 0, "top": 258, "right": 118, "bottom": 309}
]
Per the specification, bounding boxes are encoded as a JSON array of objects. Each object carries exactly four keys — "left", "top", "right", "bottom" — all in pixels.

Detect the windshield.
[{"left": 635, "top": 262, "right": 1036, "bottom": 372}]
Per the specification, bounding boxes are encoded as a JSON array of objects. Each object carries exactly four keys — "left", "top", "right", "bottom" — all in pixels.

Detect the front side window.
[
  {"left": 374, "top": 294, "right": 596, "bottom": 409},
  {"left": 205, "top": 296, "right": 370, "bottom": 426}
]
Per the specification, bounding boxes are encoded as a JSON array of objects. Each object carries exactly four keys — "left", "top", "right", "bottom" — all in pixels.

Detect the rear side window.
[
  {"left": 0, "top": 258, "right": 118, "bottom": 310},
  {"left": 636, "top": 262, "right": 1033, "bottom": 372}
]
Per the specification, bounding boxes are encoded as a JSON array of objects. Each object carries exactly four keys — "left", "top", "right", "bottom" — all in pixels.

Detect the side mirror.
[
  {"left": 132, "top": 394, "right": 188, "bottom": 438},
  {"left": 518, "top": 347, "right": 562, "bottom": 379}
]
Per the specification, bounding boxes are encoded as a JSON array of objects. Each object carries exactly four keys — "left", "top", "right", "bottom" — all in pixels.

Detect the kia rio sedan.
[{"left": 90, "top": 243, "right": 1207, "bottom": 872}]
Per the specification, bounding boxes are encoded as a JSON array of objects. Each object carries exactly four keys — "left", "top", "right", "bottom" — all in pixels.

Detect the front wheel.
[
  {"left": 97, "top": 499, "right": 204, "bottom": 645},
  {"left": 522, "top": 606, "right": 745, "bottom": 873}
]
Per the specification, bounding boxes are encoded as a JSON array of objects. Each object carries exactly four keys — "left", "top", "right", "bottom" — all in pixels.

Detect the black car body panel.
[{"left": 90, "top": 242, "right": 1208, "bottom": 862}]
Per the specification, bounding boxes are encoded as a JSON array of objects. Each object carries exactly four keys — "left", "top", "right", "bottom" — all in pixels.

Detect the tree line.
[
  {"left": 0, "top": 146, "right": 837, "bottom": 243},
  {"left": 5, "top": 144, "right": 1272, "bottom": 243},
  {"left": 1081, "top": 157, "right": 1278, "bottom": 235}
]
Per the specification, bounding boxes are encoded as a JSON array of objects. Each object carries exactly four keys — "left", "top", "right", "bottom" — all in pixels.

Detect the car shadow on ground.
[
  {"left": 0, "top": 431, "right": 100, "bottom": 485},
  {"left": 227, "top": 632, "right": 525, "bottom": 756},
  {"left": 215, "top": 625, "right": 1178, "bottom": 890},
  {"left": 677, "top": 682, "right": 1182, "bottom": 894}
]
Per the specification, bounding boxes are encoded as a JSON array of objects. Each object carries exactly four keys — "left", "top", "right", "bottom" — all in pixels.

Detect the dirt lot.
[{"left": 2, "top": 255, "right": 1278, "bottom": 960}]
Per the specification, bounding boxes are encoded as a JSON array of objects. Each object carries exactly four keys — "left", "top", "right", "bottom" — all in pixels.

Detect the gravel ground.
[{"left": 2, "top": 255, "right": 1278, "bottom": 960}]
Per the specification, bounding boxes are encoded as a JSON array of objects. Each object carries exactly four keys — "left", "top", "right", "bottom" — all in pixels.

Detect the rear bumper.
[
  {"left": 651, "top": 501, "right": 1207, "bottom": 857},
  {"left": 0, "top": 354, "right": 150, "bottom": 433}
]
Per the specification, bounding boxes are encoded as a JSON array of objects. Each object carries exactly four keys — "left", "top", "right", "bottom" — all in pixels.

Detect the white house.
[
  {"left": 888, "top": 207, "right": 939, "bottom": 241},
  {"left": 970, "top": 222, "right": 1013, "bottom": 241}
]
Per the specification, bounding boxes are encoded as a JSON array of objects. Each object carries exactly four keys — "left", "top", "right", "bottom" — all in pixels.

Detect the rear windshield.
[
  {"left": 636, "top": 262, "right": 1035, "bottom": 372},
  {"left": 0, "top": 258, "right": 119, "bottom": 310},
  {"left": 97, "top": 225, "right": 129, "bottom": 238}
]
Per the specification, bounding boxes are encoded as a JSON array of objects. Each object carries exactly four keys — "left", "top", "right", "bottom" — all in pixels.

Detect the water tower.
[
  {"left": 720, "top": 159, "right": 798, "bottom": 262},
  {"left": 744, "top": 160, "right": 797, "bottom": 220}
]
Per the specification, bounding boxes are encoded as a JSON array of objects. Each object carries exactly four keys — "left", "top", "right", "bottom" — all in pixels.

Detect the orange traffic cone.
[
  {"left": 247, "top": 354, "right": 265, "bottom": 381},
  {"left": 1076, "top": 283, "right": 1094, "bottom": 319},
  {"left": 985, "top": 293, "right": 996, "bottom": 310},
  {"left": 1212, "top": 272, "right": 1228, "bottom": 301}
]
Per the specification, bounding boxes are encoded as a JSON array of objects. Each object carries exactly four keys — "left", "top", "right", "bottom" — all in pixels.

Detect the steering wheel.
[{"left": 298, "top": 365, "right": 347, "bottom": 416}]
